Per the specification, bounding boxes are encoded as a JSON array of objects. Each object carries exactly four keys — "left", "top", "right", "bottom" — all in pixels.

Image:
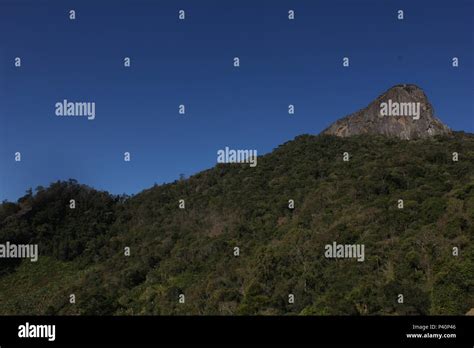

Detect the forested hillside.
[{"left": 0, "top": 132, "right": 473, "bottom": 315}]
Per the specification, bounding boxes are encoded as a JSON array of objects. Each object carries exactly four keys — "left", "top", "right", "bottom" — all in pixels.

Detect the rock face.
[{"left": 321, "top": 84, "right": 452, "bottom": 140}]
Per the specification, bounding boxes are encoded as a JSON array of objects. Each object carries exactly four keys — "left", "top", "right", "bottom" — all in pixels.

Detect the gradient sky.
[{"left": 0, "top": 0, "right": 473, "bottom": 201}]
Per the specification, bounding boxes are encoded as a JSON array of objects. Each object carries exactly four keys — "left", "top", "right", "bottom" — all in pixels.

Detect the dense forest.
[{"left": 0, "top": 132, "right": 473, "bottom": 315}]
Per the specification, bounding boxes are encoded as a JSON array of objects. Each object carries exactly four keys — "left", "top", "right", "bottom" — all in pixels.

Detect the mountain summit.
[{"left": 321, "top": 84, "right": 452, "bottom": 140}]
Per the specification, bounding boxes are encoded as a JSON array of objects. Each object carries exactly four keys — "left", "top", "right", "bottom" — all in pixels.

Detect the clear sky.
[{"left": 0, "top": 0, "right": 473, "bottom": 202}]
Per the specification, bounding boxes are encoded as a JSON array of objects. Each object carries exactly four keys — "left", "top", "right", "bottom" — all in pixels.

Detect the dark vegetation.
[{"left": 0, "top": 133, "right": 473, "bottom": 315}]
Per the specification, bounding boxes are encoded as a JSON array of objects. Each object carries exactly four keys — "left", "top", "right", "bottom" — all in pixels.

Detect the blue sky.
[{"left": 0, "top": 0, "right": 473, "bottom": 201}]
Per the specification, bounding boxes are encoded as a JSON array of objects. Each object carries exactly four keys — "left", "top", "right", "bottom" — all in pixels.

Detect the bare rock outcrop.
[{"left": 321, "top": 84, "right": 452, "bottom": 140}]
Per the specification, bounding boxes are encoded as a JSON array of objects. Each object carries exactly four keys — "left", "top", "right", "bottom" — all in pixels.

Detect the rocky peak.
[{"left": 321, "top": 84, "right": 452, "bottom": 140}]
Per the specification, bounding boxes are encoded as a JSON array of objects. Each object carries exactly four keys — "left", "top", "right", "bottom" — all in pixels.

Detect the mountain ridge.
[{"left": 0, "top": 131, "right": 473, "bottom": 315}]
